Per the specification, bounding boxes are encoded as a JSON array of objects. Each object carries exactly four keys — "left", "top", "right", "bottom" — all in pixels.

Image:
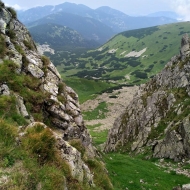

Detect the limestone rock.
[
  {"left": 182, "top": 184, "right": 190, "bottom": 190},
  {"left": 0, "top": 84, "right": 10, "bottom": 95},
  {"left": 15, "top": 94, "right": 30, "bottom": 119},
  {"left": 27, "top": 63, "right": 44, "bottom": 78},
  {"left": 0, "top": 18, "right": 6, "bottom": 34},
  {"left": 181, "top": 34, "right": 190, "bottom": 58},
  {"left": 56, "top": 136, "right": 94, "bottom": 186}
]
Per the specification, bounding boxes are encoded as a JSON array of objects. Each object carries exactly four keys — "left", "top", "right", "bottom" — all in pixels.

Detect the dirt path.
[{"left": 81, "top": 86, "right": 139, "bottom": 131}]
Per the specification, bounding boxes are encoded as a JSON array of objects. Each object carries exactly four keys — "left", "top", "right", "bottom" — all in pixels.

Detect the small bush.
[
  {"left": 0, "top": 0, "right": 5, "bottom": 7},
  {"left": 0, "top": 34, "right": 7, "bottom": 58},
  {"left": 15, "top": 44, "right": 25, "bottom": 55},
  {"left": 58, "top": 82, "right": 66, "bottom": 94},
  {"left": 131, "top": 70, "right": 148, "bottom": 79},
  {"left": 23, "top": 40, "right": 35, "bottom": 50},
  {"left": 7, "top": 29, "right": 16, "bottom": 39},
  {"left": 7, "top": 7, "right": 17, "bottom": 18},
  {"left": 41, "top": 55, "right": 50, "bottom": 75},
  {"left": 69, "top": 139, "right": 85, "bottom": 157}
]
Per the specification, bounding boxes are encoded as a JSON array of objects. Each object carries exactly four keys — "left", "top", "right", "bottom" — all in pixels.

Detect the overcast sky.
[{"left": 3, "top": 0, "right": 190, "bottom": 19}]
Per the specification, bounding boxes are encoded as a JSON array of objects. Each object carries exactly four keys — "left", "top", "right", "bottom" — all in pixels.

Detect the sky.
[{"left": 3, "top": 0, "right": 190, "bottom": 20}]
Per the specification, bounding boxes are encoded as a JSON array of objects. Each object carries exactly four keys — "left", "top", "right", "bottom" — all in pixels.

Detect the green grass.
[
  {"left": 103, "top": 153, "right": 190, "bottom": 190},
  {"left": 83, "top": 101, "right": 108, "bottom": 120},
  {"left": 87, "top": 124, "right": 108, "bottom": 146},
  {"left": 0, "top": 34, "right": 6, "bottom": 58},
  {"left": 0, "top": 116, "right": 71, "bottom": 189},
  {"left": 62, "top": 77, "right": 116, "bottom": 103}
]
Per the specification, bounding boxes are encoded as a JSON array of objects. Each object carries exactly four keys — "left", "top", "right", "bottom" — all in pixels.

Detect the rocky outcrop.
[
  {"left": 173, "top": 184, "right": 190, "bottom": 190},
  {"left": 19, "top": 122, "right": 94, "bottom": 186},
  {"left": 0, "top": 4, "right": 101, "bottom": 188},
  {"left": 105, "top": 34, "right": 190, "bottom": 161},
  {"left": 0, "top": 5, "right": 93, "bottom": 150},
  {"left": 56, "top": 136, "right": 94, "bottom": 185}
]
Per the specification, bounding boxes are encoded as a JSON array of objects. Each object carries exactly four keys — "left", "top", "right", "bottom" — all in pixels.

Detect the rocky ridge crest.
[{"left": 105, "top": 33, "right": 190, "bottom": 161}]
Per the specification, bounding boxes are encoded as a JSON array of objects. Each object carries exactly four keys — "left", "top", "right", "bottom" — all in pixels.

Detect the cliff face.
[
  {"left": 0, "top": 4, "right": 112, "bottom": 189},
  {"left": 105, "top": 34, "right": 190, "bottom": 161}
]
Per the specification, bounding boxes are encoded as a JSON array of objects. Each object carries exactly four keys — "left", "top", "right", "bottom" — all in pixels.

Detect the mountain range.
[{"left": 18, "top": 2, "right": 177, "bottom": 45}]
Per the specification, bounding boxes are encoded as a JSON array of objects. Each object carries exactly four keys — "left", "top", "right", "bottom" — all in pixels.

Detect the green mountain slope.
[{"left": 59, "top": 22, "right": 190, "bottom": 86}]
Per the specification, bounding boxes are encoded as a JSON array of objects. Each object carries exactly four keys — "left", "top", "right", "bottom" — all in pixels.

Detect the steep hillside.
[
  {"left": 0, "top": 2, "right": 112, "bottom": 189},
  {"left": 63, "top": 22, "right": 190, "bottom": 86},
  {"left": 29, "top": 23, "right": 98, "bottom": 49},
  {"left": 105, "top": 33, "right": 190, "bottom": 162}
]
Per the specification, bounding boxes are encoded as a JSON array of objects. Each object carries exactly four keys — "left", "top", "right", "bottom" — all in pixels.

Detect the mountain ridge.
[
  {"left": 104, "top": 33, "right": 190, "bottom": 162},
  {"left": 18, "top": 2, "right": 177, "bottom": 34},
  {"left": 26, "top": 11, "right": 114, "bottom": 44}
]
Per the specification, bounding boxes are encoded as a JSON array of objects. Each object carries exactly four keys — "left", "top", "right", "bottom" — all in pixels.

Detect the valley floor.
[{"left": 81, "top": 86, "right": 138, "bottom": 132}]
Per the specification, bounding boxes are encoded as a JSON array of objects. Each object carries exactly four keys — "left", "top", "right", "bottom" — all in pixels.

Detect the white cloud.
[
  {"left": 5, "top": 3, "right": 23, "bottom": 10},
  {"left": 168, "top": 0, "right": 190, "bottom": 20}
]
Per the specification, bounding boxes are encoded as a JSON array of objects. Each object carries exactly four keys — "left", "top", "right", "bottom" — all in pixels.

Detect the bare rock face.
[
  {"left": 56, "top": 136, "right": 94, "bottom": 185},
  {"left": 105, "top": 34, "right": 190, "bottom": 161},
  {"left": 0, "top": 5, "right": 97, "bottom": 187}
]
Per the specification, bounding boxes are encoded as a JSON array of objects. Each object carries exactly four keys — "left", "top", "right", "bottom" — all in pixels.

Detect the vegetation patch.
[
  {"left": 6, "top": 7, "right": 17, "bottom": 18},
  {"left": 23, "top": 39, "right": 35, "bottom": 51},
  {"left": 83, "top": 102, "right": 108, "bottom": 120},
  {"left": 0, "top": 34, "right": 6, "bottom": 58},
  {"left": 0, "top": 95, "right": 27, "bottom": 125},
  {"left": 87, "top": 124, "right": 108, "bottom": 146},
  {"left": 22, "top": 124, "right": 56, "bottom": 165},
  {"left": 2, "top": 122, "right": 81, "bottom": 189},
  {"left": 131, "top": 70, "right": 148, "bottom": 79},
  {"left": 86, "top": 158, "right": 113, "bottom": 190},
  {"left": 122, "top": 26, "right": 159, "bottom": 38},
  {"left": 63, "top": 77, "right": 116, "bottom": 103},
  {"left": 0, "top": 60, "right": 49, "bottom": 121},
  {"left": 104, "top": 153, "right": 190, "bottom": 190}
]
